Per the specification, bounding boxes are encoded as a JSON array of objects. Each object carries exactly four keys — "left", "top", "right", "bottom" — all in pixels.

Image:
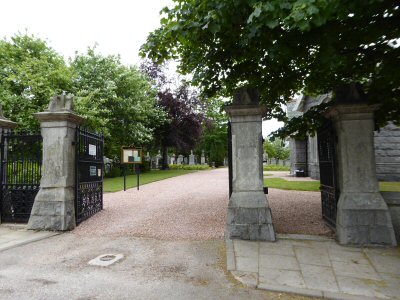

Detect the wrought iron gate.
[
  {"left": 0, "top": 130, "right": 42, "bottom": 223},
  {"left": 317, "top": 121, "right": 339, "bottom": 228},
  {"left": 75, "top": 128, "right": 104, "bottom": 224},
  {"left": 228, "top": 121, "right": 233, "bottom": 197}
]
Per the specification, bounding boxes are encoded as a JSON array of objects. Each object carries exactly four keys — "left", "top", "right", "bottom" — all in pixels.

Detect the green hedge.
[{"left": 169, "top": 164, "right": 210, "bottom": 170}]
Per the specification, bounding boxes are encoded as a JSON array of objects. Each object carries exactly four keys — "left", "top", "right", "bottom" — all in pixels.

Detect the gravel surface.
[
  {"left": 74, "top": 168, "right": 333, "bottom": 239},
  {"left": 268, "top": 188, "right": 334, "bottom": 236},
  {"left": 74, "top": 168, "right": 229, "bottom": 240}
]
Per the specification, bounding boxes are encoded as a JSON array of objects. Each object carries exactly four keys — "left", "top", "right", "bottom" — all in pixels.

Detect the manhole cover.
[{"left": 88, "top": 253, "right": 124, "bottom": 267}]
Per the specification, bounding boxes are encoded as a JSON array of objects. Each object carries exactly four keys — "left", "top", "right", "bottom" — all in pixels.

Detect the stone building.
[{"left": 288, "top": 94, "right": 400, "bottom": 181}]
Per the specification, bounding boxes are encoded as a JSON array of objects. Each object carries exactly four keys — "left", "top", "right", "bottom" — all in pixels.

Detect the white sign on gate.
[{"left": 89, "top": 144, "right": 96, "bottom": 156}]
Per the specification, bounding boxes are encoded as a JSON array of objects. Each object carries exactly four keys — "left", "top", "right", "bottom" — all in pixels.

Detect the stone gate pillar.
[
  {"left": 28, "top": 95, "right": 84, "bottom": 231},
  {"left": 225, "top": 87, "right": 276, "bottom": 241},
  {"left": 327, "top": 84, "right": 397, "bottom": 246}
]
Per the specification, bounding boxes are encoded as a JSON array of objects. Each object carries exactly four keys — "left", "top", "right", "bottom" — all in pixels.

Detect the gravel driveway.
[{"left": 74, "top": 168, "right": 332, "bottom": 239}]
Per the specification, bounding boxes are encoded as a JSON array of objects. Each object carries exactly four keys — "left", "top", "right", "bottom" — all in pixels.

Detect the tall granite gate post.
[
  {"left": 327, "top": 84, "right": 397, "bottom": 246},
  {"left": 28, "top": 95, "right": 84, "bottom": 231},
  {"left": 225, "top": 88, "right": 275, "bottom": 241}
]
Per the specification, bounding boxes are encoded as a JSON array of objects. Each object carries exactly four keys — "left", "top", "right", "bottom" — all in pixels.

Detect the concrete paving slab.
[
  {"left": 336, "top": 275, "right": 390, "bottom": 299},
  {"left": 332, "top": 260, "right": 381, "bottom": 280},
  {"left": 236, "top": 256, "right": 258, "bottom": 273},
  {"left": 328, "top": 247, "right": 371, "bottom": 265},
  {"left": 379, "top": 273, "right": 400, "bottom": 298},
  {"left": 229, "top": 237, "right": 400, "bottom": 299},
  {"left": 259, "top": 269, "right": 306, "bottom": 288},
  {"left": 259, "top": 240, "right": 294, "bottom": 256},
  {"left": 233, "top": 240, "right": 258, "bottom": 257},
  {"left": 300, "top": 264, "right": 339, "bottom": 292},
  {"left": 294, "top": 246, "right": 331, "bottom": 266},
  {"left": 365, "top": 250, "right": 400, "bottom": 275},
  {"left": 259, "top": 254, "right": 300, "bottom": 270}
]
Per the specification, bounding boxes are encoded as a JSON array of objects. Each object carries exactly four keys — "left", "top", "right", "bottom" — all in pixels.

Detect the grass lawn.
[
  {"left": 263, "top": 165, "right": 290, "bottom": 171},
  {"left": 264, "top": 178, "right": 400, "bottom": 192},
  {"left": 379, "top": 182, "right": 400, "bottom": 192},
  {"left": 104, "top": 169, "right": 197, "bottom": 192},
  {"left": 264, "top": 178, "right": 320, "bottom": 191}
]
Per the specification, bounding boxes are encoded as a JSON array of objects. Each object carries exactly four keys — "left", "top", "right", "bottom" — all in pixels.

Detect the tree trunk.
[{"left": 161, "top": 145, "right": 169, "bottom": 170}]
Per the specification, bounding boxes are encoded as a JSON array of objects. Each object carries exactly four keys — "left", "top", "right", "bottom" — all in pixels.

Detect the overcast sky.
[{"left": 0, "top": 0, "right": 283, "bottom": 137}]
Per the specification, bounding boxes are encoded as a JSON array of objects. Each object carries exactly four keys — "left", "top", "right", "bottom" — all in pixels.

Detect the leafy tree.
[
  {"left": 197, "top": 96, "right": 228, "bottom": 166},
  {"left": 0, "top": 33, "right": 72, "bottom": 128},
  {"left": 141, "top": 60, "right": 204, "bottom": 169},
  {"left": 141, "top": 1, "right": 400, "bottom": 138},
  {"left": 263, "top": 138, "right": 290, "bottom": 162},
  {"left": 70, "top": 49, "right": 166, "bottom": 158}
]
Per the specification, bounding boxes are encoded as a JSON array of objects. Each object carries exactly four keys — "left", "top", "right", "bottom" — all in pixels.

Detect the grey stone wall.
[
  {"left": 307, "top": 135, "right": 320, "bottom": 179},
  {"left": 381, "top": 192, "right": 400, "bottom": 243},
  {"left": 290, "top": 139, "right": 307, "bottom": 175},
  {"left": 288, "top": 95, "right": 400, "bottom": 181},
  {"left": 375, "top": 123, "right": 400, "bottom": 181}
]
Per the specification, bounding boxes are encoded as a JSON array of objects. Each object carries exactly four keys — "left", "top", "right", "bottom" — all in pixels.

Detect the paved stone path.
[{"left": 228, "top": 236, "right": 400, "bottom": 299}]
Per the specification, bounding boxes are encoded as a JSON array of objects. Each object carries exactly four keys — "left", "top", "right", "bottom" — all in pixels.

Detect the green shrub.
[
  {"left": 263, "top": 165, "right": 290, "bottom": 171},
  {"left": 169, "top": 164, "right": 210, "bottom": 170}
]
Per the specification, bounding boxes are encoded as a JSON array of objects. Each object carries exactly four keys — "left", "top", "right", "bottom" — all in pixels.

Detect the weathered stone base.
[
  {"left": 27, "top": 187, "right": 75, "bottom": 231},
  {"left": 381, "top": 192, "right": 400, "bottom": 243},
  {"left": 226, "top": 191, "right": 276, "bottom": 241},
  {"left": 337, "top": 192, "right": 397, "bottom": 246}
]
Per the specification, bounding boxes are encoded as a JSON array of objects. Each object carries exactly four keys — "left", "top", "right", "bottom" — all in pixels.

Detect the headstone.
[
  {"left": 155, "top": 150, "right": 162, "bottom": 168},
  {"left": 189, "top": 150, "right": 195, "bottom": 165},
  {"left": 145, "top": 152, "right": 151, "bottom": 161},
  {"left": 183, "top": 157, "right": 188, "bottom": 165},
  {"left": 170, "top": 154, "right": 175, "bottom": 165},
  {"left": 177, "top": 154, "right": 183, "bottom": 164},
  {"left": 201, "top": 150, "right": 205, "bottom": 165},
  {"left": 224, "top": 157, "right": 228, "bottom": 166},
  {"left": 263, "top": 152, "right": 268, "bottom": 163}
]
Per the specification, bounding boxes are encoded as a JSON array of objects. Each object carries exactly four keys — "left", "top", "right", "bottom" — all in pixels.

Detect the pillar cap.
[
  {"left": 225, "top": 104, "right": 268, "bottom": 117},
  {"left": 326, "top": 103, "right": 380, "bottom": 120},
  {"left": 34, "top": 111, "right": 85, "bottom": 125},
  {"left": 0, "top": 117, "right": 17, "bottom": 129}
]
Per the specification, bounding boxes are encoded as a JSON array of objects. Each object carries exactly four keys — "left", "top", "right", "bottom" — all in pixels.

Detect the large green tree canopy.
[
  {"left": 0, "top": 34, "right": 72, "bottom": 128},
  {"left": 141, "top": 0, "right": 399, "bottom": 137},
  {"left": 70, "top": 49, "right": 166, "bottom": 157}
]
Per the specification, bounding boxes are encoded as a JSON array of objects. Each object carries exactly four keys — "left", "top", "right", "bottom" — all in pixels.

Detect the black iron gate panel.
[
  {"left": 317, "top": 121, "right": 339, "bottom": 228},
  {"left": 228, "top": 121, "right": 233, "bottom": 197},
  {"left": 0, "top": 129, "right": 42, "bottom": 223},
  {"left": 75, "top": 127, "right": 104, "bottom": 225}
]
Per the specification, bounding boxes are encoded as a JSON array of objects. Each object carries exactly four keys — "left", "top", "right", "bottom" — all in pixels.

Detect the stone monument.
[
  {"left": 28, "top": 94, "right": 85, "bottom": 231},
  {"left": 225, "top": 87, "right": 275, "bottom": 241},
  {"left": 177, "top": 154, "right": 183, "bottom": 164},
  {"left": 201, "top": 150, "right": 205, "bottom": 165},
  {"left": 189, "top": 150, "right": 195, "bottom": 165}
]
